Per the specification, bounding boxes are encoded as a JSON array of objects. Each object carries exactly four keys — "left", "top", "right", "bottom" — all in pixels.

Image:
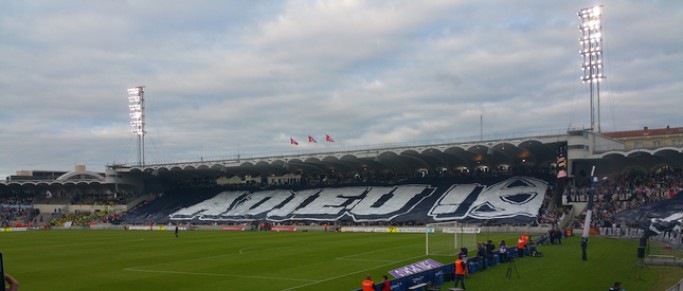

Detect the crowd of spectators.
[
  {"left": 174, "top": 164, "right": 557, "bottom": 191},
  {"left": 5, "top": 164, "right": 681, "bottom": 230},
  {"left": 0, "top": 189, "right": 132, "bottom": 227},
  {"left": 0, "top": 195, "right": 34, "bottom": 227},
  {"left": 69, "top": 192, "right": 132, "bottom": 205},
  {"left": 48, "top": 210, "right": 124, "bottom": 227},
  {"left": 27, "top": 189, "right": 134, "bottom": 206},
  {"left": 0, "top": 207, "right": 33, "bottom": 227},
  {"left": 568, "top": 167, "right": 683, "bottom": 229},
  {"left": 537, "top": 206, "right": 571, "bottom": 226}
]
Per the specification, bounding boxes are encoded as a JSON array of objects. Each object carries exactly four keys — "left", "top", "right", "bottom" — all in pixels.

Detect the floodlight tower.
[
  {"left": 578, "top": 6, "right": 606, "bottom": 132},
  {"left": 128, "top": 86, "right": 146, "bottom": 165}
]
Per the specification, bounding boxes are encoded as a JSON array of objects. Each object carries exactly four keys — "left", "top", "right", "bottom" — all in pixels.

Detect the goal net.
[{"left": 425, "top": 221, "right": 480, "bottom": 256}]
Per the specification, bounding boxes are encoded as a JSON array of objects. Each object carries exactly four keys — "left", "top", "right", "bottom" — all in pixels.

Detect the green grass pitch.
[{"left": 1, "top": 230, "right": 682, "bottom": 290}]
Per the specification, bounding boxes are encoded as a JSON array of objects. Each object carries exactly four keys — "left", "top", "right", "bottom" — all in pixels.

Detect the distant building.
[
  {"left": 602, "top": 126, "right": 683, "bottom": 150},
  {"left": 5, "top": 165, "right": 104, "bottom": 182},
  {"left": 6, "top": 170, "right": 68, "bottom": 182}
]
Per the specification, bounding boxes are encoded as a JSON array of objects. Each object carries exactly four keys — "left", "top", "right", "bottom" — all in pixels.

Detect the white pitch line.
[
  {"left": 279, "top": 253, "right": 427, "bottom": 291},
  {"left": 334, "top": 245, "right": 410, "bottom": 262},
  {"left": 123, "top": 268, "right": 315, "bottom": 282},
  {"left": 335, "top": 258, "right": 395, "bottom": 262},
  {"left": 126, "top": 247, "right": 263, "bottom": 270},
  {"left": 128, "top": 252, "right": 242, "bottom": 270}
]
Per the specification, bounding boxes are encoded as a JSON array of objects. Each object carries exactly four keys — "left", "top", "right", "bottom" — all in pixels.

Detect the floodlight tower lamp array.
[
  {"left": 578, "top": 5, "right": 605, "bottom": 133},
  {"left": 128, "top": 86, "right": 145, "bottom": 165}
]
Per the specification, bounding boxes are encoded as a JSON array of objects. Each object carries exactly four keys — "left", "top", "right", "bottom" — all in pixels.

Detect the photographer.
[{"left": 529, "top": 236, "right": 543, "bottom": 257}]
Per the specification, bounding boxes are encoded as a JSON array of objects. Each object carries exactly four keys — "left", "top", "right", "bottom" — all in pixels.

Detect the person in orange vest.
[
  {"left": 362, "top": 274, "right": 375, "bottom": 291},
  {"left": 517, "top": 236, "right": 525, "bottom": 257},
  {"left": 454, "top": 255, "right": 467, "bottom": 289}
]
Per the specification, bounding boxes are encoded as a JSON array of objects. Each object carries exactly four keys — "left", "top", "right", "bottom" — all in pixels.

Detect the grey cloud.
[{"left": 1, "top": 0, "right": 682, "bottom": 178}]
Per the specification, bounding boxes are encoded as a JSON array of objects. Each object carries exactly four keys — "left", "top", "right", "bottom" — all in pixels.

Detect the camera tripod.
[{"left": 506, "top": 257, "right": 520, "bottom": 279}]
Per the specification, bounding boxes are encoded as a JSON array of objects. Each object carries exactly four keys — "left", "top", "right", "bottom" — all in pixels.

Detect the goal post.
[{"left": 425, "top": 221, "right": 480, "bottom": 256}]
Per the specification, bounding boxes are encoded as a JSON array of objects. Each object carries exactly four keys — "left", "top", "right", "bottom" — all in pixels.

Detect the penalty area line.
[{"left": 123, "top": 268, "right": 315, "bottom": 282}]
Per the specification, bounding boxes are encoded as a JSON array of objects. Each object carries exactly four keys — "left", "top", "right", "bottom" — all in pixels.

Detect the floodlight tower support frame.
[{"left": 578, "top": 5, "right": 606, "bottom": 133}]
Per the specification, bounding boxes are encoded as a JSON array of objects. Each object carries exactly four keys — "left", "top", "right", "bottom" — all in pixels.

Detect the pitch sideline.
[
  {"left": 123, "top": 268, "right": 315, "bottom": 282},
  {"left": 280, "top": 253, "right": 429, "bottom": 291}
]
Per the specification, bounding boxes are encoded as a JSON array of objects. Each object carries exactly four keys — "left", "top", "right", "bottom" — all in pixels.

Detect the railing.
[{"left": 668, "top": 278, "right": 683, "bottom": 291}]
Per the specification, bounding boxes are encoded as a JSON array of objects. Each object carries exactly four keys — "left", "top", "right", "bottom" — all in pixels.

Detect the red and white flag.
[
  {"left": 325, "top": 134, "right": 334, "bottom": 142},
  {"left": 308, "top": 136, "right": 317, "bottom": 143},
  {"left": 290, "top": 138, "right": 299, "bottom": 145}
]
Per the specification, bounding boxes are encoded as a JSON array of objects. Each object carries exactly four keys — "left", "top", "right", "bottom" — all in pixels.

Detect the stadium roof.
[
  {"left": 602, "top": 126, "right": 683, "bottom": 139},
  {"left": 3, "top": 130, "right": 682, "bottom": 187}
]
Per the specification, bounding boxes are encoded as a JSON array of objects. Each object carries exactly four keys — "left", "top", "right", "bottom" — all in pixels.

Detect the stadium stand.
[
  {"left": 0, "top": 195, "right": 35, "bottom": 227},
  {"left": 122, "top": 173, "right": 554, "bottom": 226},
  {"left": 567, "top": 167, "right": 682, "bottom": 229},
  {"left": 0, "top": 163, "right": 679, "bottom": 236}
]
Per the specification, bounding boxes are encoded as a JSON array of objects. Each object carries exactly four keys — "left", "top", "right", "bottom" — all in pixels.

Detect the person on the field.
[
  {"left": 609, "top": 281, "right": 625, "bottom": 291},
  {"left": 361, "top": 275, "right": 374, "bottom": 291},
  {"left": 454, "top": 256, "right": 467, "bottom": 290},
  {"left": 499, "top": 240, "right": 508, "bottom": 263},
  {"left": 529, "top": 237, "right": 543, "bottom": 257},
  {"left": 476, "top": 242, "right": 487, "bottom": 270},
  {"left": 485, "top": 240, "right": 495, "bottom": 264},
  {"left": 459, "top": 247, "right": 468, "bottom": 261},
  {"left": 4, "top": 274, "right": 19, "bottom": 291},
  {"left": 581, "top": 237, "right": 588, "bottom": 261},
  {"left": 382, "top": 275, "right": 391, "bottom": 291},
  {"left": 517, "top": 236, "right": 525, "bottom": 257},
  {"left": 175, "top": 224, "right": 179, "bottom": 238}
]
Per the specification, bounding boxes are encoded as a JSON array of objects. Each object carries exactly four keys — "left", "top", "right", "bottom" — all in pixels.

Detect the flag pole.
[
  {"left": 480, "top": 114, "right": 483, "bottom": 141},
  {"left": 582, "top": 166, "right": 597, "bottom": 238}
]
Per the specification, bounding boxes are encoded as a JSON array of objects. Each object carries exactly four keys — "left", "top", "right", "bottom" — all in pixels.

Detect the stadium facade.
[{"left": 2, "top": 127, "right": 682, "bottom": 224}]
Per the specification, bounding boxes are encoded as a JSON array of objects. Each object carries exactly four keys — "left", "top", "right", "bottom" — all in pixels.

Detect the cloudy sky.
[{"left": 1, "top": 0, "right": 681, "bottom": 179}]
